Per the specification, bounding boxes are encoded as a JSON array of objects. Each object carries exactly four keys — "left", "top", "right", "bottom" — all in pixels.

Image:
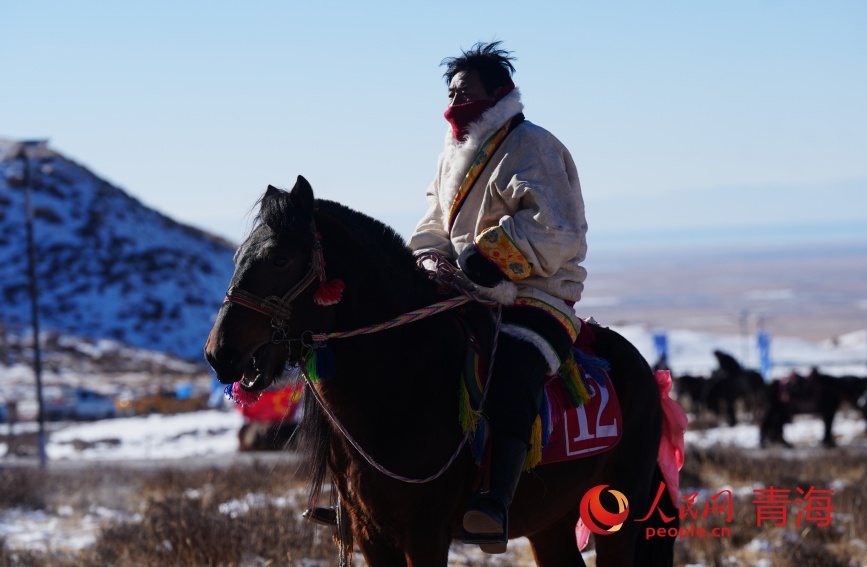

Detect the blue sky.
[{"left": 3, "top": 1, "right": 866, "bottom": 249}]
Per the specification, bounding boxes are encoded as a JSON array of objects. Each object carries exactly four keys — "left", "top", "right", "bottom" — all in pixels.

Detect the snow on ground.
[
  {"left": 6, "top": 407, "right": 860, "bottom": 465},
  {"left": 7, "top": 408, "right": 860, "bottom": 465},
  {"left": 0, "top": 505, "right": 141, "bottom": 553},
  {"left": 45, "top": 409, "right": 245, "bottom": 461},
  {"left": 684, "top": 412, "right": 867, "bottom": 450}
]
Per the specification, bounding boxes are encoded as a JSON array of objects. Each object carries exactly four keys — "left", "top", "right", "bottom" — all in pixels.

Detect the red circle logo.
[{"left": 579, "top": 484, "right": 630, "bottom": 535}]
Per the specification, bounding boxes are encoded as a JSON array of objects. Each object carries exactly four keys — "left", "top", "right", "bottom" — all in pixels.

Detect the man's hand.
[{"left": 457, "top": 245, "right": 507, "bottom": 288}]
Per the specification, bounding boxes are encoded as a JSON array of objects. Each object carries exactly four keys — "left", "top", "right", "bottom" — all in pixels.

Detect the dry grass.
[
  {"left": 672, "top": 445, "right": 867, "bottom": 567},
  {"left": 0, "top": 460, "right": 336, "bottom": 567},
  {"left": 1, "top": 445, "right": 866, "bottom": 566}
]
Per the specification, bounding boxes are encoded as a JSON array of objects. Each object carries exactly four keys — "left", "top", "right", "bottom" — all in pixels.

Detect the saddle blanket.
[{"left": 539, "top": 370, "right": 622, "bottom": 465}]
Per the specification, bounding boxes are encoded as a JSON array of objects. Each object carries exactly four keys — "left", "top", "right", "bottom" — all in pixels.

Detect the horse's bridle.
[{"left": 223, "top": 222, "right": 325, "bottom": 344}]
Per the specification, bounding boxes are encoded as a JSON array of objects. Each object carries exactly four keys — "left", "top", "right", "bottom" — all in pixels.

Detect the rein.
[{"left": 307, "top": 295, "right": 471, "bottom": 343}]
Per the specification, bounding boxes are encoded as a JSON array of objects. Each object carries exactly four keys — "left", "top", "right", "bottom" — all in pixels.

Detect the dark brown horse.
[
  {"left": 673, "top": 374, "right": 708, "bottom": 414},
  {"left": 205, "top": 177, "right": 678, "bottom": 566},
  {"left": 702, "top": 368, "right": 767, "bottom": 426},
  {"left": 760, "top": 368, "right": 867, "bottom": 447}
]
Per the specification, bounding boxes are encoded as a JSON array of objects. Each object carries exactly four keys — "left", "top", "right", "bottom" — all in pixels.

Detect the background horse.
[
  {"left": 205, "top": 177, "right": 678, "bottom": 566},
  {"left": 673, "top": 374, "right": 708, "bottom": 414},
  {"left": 702, "top": 368, "right": 767, "bottom": 426},
  {"left": 760, "top": 368, "right": 867, "bottom": 447}
]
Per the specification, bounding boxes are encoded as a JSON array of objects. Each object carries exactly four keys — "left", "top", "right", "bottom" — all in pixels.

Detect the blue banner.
[
  {"left": 653, "top": 331, "right": 668, "bottom": 360},
  {"left": 757, "top": 330, "right": 772, "bottom": 380}
]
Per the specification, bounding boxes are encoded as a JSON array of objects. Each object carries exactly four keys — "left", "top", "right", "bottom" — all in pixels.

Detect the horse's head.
[{"left": 204, "top": 176, "right": 337, "bottom": 392}]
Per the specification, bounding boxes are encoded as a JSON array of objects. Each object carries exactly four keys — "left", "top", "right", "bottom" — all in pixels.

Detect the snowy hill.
[{"left": 0, "top": 140, "right": 236, "bottom": 361}]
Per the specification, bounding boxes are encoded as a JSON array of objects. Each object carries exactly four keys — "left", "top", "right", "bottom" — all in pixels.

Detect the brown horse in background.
[
  {"left": 205, "top": 177, "right": 678, "bottom": 566},
  {"left": 760, "top": 368, "right": 867, "bottom": 447},
  {"left": 702, "top": 368, "right": 767, "bottom": 426}
]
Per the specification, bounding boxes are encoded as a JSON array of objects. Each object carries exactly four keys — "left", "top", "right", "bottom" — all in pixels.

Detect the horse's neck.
[
  {"left": 343, "top": 276, "right": 426, "bottom": 326},
  {"left": 316, "top": 207, "right": 461, "bottom": 441},
  {"left": 319, "top": 207, "right": 438, "bottom": 326},
  {"left": 339, "top": 264, "right": 441, "bottom": 335},
  {"left": 324, "top": 310, "right": 464, "bottom": 452}
]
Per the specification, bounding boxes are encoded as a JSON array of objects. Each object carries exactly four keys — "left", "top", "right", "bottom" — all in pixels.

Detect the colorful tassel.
[
  {"left": 572, "top": 347, "right": 611, "bottom": 386},
  {"left": 311, "top": 232, "right": 345, "bottom": 306},
  {"left": 313, "top": 278, "right": 345, "bottom": 306},
  {"left": 525, "top": 415, "right": 543, "bottom": 471},
  {"left": 458, "top": 382, "right": 483, "bottom": 434},
  {"left": 315, "top": 344, "right": 336, "bottom": 379},
  {"left": 544, "top": 376, "right": 571, "bottom": 428},
  {"left": 560, "top": 356, "right": 591, "bottom": 408},
  {"left": 304, "top": 344, "right": 337, "bottom": 382},
  {"left": 304, "top": 353, "right": 319, "bottom": 383},
  {"left": 224, "top": 382, "right": 262, "bottom": 407}
]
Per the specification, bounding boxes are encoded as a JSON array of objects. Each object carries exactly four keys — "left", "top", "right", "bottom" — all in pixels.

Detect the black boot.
[{"left": 461, "top": 434, "right": 528, "bottom": 554}]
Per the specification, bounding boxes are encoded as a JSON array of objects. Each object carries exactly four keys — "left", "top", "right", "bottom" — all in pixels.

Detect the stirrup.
[
  {"left": 461, "top": 494, "right": 508, "bottom": 554},
  {"left": 302, "top": 506, "right": 337, "bottom": 527}
]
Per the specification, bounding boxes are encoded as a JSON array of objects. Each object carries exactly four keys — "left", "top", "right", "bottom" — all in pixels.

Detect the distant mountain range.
[{"left": 0, "top": 140, "right": 236, "bottom": 361}]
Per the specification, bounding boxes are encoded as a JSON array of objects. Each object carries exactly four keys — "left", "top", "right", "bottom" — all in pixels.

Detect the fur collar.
[{"left": 439, "top": 88, "right": 524, "bottom": 211}]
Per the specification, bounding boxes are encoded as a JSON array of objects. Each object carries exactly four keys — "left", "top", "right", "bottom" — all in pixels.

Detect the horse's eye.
[{"left": 272, "top": 256, "right": 290, "bottom": 269}]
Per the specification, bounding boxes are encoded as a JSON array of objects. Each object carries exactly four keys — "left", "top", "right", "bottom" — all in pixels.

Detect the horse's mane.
[
  {"left": 253, "top": 189, "right": 424, "bottom": 291},
  {"left": 253, "top": 189, "right": 309, "bottom": 237},
  {"left": 315, "top": 199, "right": 417, "bottom": 274},
  {"left": 313, "top": 199, "right": 439, "bottom": 308}
]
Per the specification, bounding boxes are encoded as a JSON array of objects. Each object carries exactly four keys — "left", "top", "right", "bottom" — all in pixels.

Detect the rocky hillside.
[{"left": 0, "top": 139, "right": 237, "bottom": 361}]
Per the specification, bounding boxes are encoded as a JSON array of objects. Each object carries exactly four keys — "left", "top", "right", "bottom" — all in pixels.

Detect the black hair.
[{"left": 441, "top": 41, "right": 516, "bottom": 96}]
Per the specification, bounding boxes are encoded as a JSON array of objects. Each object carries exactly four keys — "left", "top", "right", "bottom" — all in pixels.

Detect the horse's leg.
[
  {"left": 404, "top": 533, "right": 452, "bottom": 567},
  {"left": 592, "top": 525, "right": 642, "bottom": 567},
  {"left": 354, "top": 536, "right": 409, "bottom": 567},
  {"left": 351, "top": 505, "right": 453, "bottom": 567},
  {"left": 362, "top": 541, "right": 451, "bottom": 567},
  {"left": 349, "top": 514, "right": 451, "bottom": 567},
  {"left": 820, "top": 396, "right": 840, "bottom": 447},
  {"left": 726, "top": 379, "right": 738, "bottom": 426},
  {"left": 527, "top": 513, "right": 586, "bottom": 567}
]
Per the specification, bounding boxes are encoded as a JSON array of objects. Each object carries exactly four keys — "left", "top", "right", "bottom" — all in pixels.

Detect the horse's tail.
[
  {"left": 295, "top": 382, "right": 332, "bottom": 509},
  {"left": 633, "top": 464, "right": 679, "bottom": 567}
]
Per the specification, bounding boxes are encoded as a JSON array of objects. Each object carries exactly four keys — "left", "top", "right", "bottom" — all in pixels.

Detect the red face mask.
[
  {"left": 443, "top": 80, "right": 515, "bottom": 141},
  {"left": 443, "top": 100, "right": 495, "bottom": 142}
]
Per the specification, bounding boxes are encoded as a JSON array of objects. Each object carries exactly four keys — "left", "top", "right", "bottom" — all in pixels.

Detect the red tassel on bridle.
[{"left": 312, "top": 230, "right": 345, "bottom": 306}]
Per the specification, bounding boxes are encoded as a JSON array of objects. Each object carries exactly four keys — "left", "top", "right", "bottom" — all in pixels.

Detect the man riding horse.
[
  {"left": 303, "top": 41, "right": 589, "bottom": 555},
  {"left": 407, "top": 41, "right": 589, "bottom": 554}
]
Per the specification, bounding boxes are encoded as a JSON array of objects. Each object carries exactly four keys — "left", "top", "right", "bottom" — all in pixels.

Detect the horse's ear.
[
  {"left": 265, "top": 184, "right": 282, "bottom": 198},
  {"left": 289, "top": 175, "right": 314, "bottom": 221}
]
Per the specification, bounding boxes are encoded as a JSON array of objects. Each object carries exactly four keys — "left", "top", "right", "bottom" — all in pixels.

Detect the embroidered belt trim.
[
  {"left": 474, "top": 225, "right": 531, "bottom": 280},
  {"left": 513, "top": 297, "right": 580, "bottom": 343}
]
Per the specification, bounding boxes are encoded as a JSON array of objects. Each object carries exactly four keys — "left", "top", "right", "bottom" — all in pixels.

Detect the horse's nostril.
[{"left": 206, "top": 345, "right": 243, "bottom": 374}]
